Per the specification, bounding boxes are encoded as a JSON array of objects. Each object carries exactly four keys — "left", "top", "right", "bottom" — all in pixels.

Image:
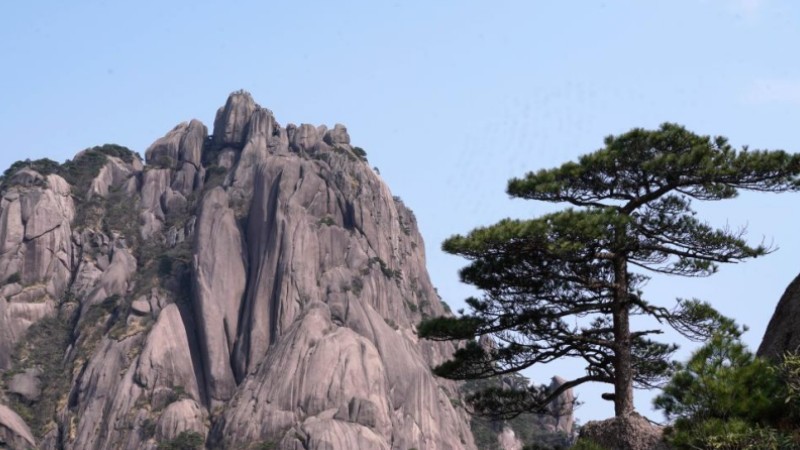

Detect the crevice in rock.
[
  {"left": 342, "top": 200, "right": 356, "bottom": 232},
  {"left": 268, "top": 240, "right": 286, "bottom": 347},
  {"left": 175, "top": 294, "right": 211, "bottom": 409},
  {"left": 232, "top": 264, "right": 252, "bottom": 384},
  {"left": 22, "top": 222, "right": 62, "bottom": 243},
  {"left": 234, "top": 168, "right": 285, "bottom": 377}
]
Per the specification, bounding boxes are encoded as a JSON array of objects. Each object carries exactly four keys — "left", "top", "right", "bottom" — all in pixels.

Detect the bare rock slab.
[{"left": 0, "top": 404, "right": 36, "bottom": 449}]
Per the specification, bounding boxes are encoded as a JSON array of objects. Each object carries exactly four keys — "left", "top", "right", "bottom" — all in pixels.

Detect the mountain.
[
  {"left": 0, "top": 92, "right": 572, "bottom": 450},
  {"left": 759, "top": 274, "right": 800, "bottom": 359}
]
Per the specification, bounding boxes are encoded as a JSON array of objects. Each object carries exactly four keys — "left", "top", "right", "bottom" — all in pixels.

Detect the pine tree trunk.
[{"left": 612, "top": 254, "right": 635, "bottom": 417}]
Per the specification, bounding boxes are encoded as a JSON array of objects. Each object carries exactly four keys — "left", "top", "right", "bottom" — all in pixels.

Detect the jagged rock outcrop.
[
  {"left": 323, "top": 124, "right": 351, "bottom": 147},
  {"left": 580, "top": 412, "right": 669, "bottom": 450},
  {"left": 0, "top": 404, "right": 36, "bottom": 449},
  {"left": 135, "top": 304, "right": 203, "bottom": 407},
  {"left": 548, "top": 376, "right": 574, "bottom": 435},
  {"left": 469, "top": 336, "right": 575, "bottom": 449},
  {"left": 0, "top": 92, "right": 478, "bottom": 449},
  {"left": 191, "top": 187, "right": 245, "bottom": 404},
  {"left": 759, "top": 273, "right": 800, "bottom": 358},
  {"left": 497, "top": 428, "right": 523, "bottom": 450},
  {"left": 88, "top": 155, "right": 143, "bottom": 199},
  {"left": 0, "top": 169, "right": 74, "bottom": 370},
  {"left": 213, "top": 91, "right": 257, "bottom": 148},
  {"left": 138, "top": 119, "right": 206, "bottom": 240},
  {"left": 156, "top": 399, "right": 209, "bottom": 442},
  {"left": 462, "top": 347, "right": 575, "bottom": 449}
]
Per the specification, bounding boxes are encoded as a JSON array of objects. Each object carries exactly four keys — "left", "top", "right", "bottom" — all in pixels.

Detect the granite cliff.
[
  {"left": 759, "top": 274, "right": 800, "bottom": 359},
  {"left": 0, "top": 92, "right": 571, "bottom": 450}
]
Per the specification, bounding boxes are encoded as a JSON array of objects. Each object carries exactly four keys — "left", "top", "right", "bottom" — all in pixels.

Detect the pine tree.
[{"left": 420, "top": 123, "right": 800, "bottom": 418}]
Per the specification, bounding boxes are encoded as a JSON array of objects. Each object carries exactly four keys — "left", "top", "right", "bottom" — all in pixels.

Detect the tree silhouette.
[{"left": 421, "top": 123, "right": 800, "bottom": 417}]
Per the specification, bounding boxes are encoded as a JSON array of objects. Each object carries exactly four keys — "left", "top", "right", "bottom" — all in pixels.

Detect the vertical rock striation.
[
  {"left": 0, "top": 92, "right": 483, "bottom": 449},
  {"left": 0, "top": 169, "right": 74, "bottom": 371}
]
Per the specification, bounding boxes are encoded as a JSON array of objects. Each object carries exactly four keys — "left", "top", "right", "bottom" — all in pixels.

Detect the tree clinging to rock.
[{"left": 420, "top": 123, "right": 800, "bottom": 418}]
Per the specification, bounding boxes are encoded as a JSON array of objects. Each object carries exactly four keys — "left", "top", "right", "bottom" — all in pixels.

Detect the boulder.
[
  {"left": 290, "top": 123, "right": 321, "bottom": 153},
  {"left": 7, "top": 368, "right": 43, "bottom": 402},
  {"left": 156, "top": 399, "right": 208, "bottom": 441},
  {"left": 81, "top": 246, "right": 137, "bottom": 307},
  {"left": 88, "top": 156, "right": 138, "bottom": 199},
  {"left": 579, "top": 412, "right": 669, "bottom": 450},
  {"left": 131, "top": 298, "right": 151, "bottom": 316},
  {"left": 323, "top": 123, "right": 351, "bottom": 146},
  {"left": 300, "top": 417, "right": 390, "bottom": 450}
]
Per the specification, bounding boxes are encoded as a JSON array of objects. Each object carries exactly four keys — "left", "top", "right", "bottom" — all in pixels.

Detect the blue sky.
[{"left": 3, "top": 0, "right": 800, "bottom": 423}]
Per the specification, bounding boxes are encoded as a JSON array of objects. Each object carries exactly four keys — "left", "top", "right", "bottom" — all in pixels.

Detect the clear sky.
[{"left": 3, "top": 0, "right": 800, "bottom": 424}]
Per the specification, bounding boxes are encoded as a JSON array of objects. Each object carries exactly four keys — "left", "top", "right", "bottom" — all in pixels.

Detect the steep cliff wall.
[
  {"left": 0, "top": 92, "right": 477, "bottom": 450},
  {"left": 759, "top": 274, "right": 800, "bottom": 359},
  {"left": 0, "top": 92, "right": 574, "bottom": 450}
]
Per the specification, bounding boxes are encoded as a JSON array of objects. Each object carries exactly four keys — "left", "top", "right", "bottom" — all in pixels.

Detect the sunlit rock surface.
[{"left": 0, "top": 92, "right": 481, "bottom": 449}]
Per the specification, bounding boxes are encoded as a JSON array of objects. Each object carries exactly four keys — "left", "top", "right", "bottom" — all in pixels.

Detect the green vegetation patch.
[
  {"left": 368, "top": 257, "right": 402, "bottom": 280},
  {"left": 569, "top": 440, "right": 609, "bottom": 450},
  {"left": 656, "top": 324, "right": 800, "bottom": 449},
  {"left": 0, "top": 158, "right": 60, "bottom": 190},
  {"left": 317, "top": 216, "right": 336, "bottom": 227},
  {"left": 5, "top": 315, "right": 73, "bottom": 438},
  {"left": 352, "top": 146, "right": 367, "bottom": 161},
  {"left": 158, "top": 431, "right": 205, "bottom": 450},
  {"left": 63, "top": 144, "right": 136, "bottom": 195},
  {"left": 92, "top": 143, "right": 137, "bottom": 163},
  {"left": 0, "top": 144, "right": 138, "bottom": 196},
  {"left": 204, "top": 164, "right": 228, "bottom": 190}
]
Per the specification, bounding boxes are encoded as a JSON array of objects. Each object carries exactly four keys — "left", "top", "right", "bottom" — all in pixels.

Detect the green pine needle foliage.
[
  {"left": 655, "top": 327, "right": 800, "bottom": 449},
  {"left": 420, "top": 123, "right": 800, "bottom": 418}
]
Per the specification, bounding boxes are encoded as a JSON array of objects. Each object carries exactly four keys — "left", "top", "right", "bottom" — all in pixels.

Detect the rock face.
[
  {"left": 462, "top": 356, "right": 575, "bottom": 450},
  {"left": 497, "top": 428, "right": 523, "bottom": 450},
  {"left": 0, "top": 404, "right": 36, "bottom": 449},
  {"left": 0, "top": 168, "right": 74, "bottom": 370},
  {"left": 580, "top": 413, "right": 669, "bottom": 450},
  {"left": 548, "top": 376, "right": 575, "bottom": 435},
  {"left": 0, "top": 92, "right": 478, "bottom": 449},
  {"left": 759, "top": 273, "right": 800, "bottom": 358}
]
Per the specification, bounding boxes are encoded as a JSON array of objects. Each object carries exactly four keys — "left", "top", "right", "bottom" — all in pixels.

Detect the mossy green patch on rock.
[{"left": 5, "top": 314, "right": 73, "bottom": 439}]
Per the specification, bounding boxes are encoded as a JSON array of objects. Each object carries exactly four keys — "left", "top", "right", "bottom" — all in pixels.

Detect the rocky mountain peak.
[
  {"left": 213, "top": 90, "right": 258, "bottom": 148},
  {"left": 0, "top": 91, "right": 573, "bottom": 450}
]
